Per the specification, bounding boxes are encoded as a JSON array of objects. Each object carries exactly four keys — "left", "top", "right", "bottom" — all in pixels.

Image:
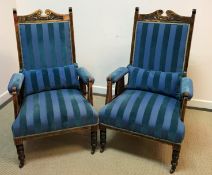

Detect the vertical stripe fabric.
[
  {"left": 12, "top": 89, "right": 98, "bottom": 137},
  {"left": 127, "top": 65, "right": 182, "bottom": 98},
  {"left": 23, "top": 64, "right": 79, "bottom": 96},
  {"left": 133, "top": 22, "right": 189, "bottom": 72},
  {"left": 99, "top": 90, "right": 184, "bottom": 143},
  {"left": 19, "top": 22, "right": 72, "bottom": 70}
]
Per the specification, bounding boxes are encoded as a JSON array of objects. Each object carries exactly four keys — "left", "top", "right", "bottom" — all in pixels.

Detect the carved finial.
[
  {"left": 13, "top": 8, "right": 17, "bottom": 15},
  {"left": 69, "top": 7, "right": 72, "bottom": 13},
  {"left": 192, "top": 9, "right": 196, "bottom": 15},
  {"left": 135, "top": 7, "right": 139, "bottom": 12}
]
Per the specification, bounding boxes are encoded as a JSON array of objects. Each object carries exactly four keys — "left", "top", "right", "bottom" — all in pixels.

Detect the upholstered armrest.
[
  {"left": 8, "top": 73, "right": 24, "bottom": 94},
  {"left": 77, "top": 67, "right": 94, "bottom": 84},
  {"left": 180, "top": 77, "right": 193, "bottom": 100},
  {"left": 107, "top": 67, "right": 129, "bottom": 83}
]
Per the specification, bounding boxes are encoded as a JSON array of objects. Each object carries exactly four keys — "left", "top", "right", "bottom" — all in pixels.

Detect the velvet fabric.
[
  {"left": 132, "top": 22, "right": 189, "bottom": 72},
  {"left": 99, "top": 89, "right": 185, "bottom": 143},
  {"left": 107, "top": 67, "right": 129, "bottom": 83},
  {"left": 8, "top": 73, "right": 24, "bottom": 94},
  {"left": 19, "top": 22, "right": 73, "bottom": 70},
  {"left": 127, "top": 65, "right": 182, "bottom": 98},
  {"left": 12, "top": 89, "right": 98, "bottom": 137},
  {"left": 23, "top": 64, "right": 79, "bottom": 96},
  {"left": 180, "top": 77, "right": 193, "bottom": 99},
  {"left": 77, "top": 67, "right": 94, "bottom": 83}
]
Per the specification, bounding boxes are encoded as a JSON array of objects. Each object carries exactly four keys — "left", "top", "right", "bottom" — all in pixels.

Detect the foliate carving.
[
  {"left": 143, "top": 10, "right": 164, "bottom": 21},
  {"left": 18, "top": 9, "right": 63, "bottom": 23},
  {"left": 166, "top": 10, "right": 186, "bottom": 22},
  {"left": 140, "top": 10, "right": 191, "bottom": 23},
  {"left": 44, "top": 9, "right": 64, "bottom": 20}
]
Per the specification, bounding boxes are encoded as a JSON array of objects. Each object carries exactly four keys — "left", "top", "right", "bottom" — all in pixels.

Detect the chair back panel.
[
  {"left": 132, "top": 22, "right": 189, "bottom": 72},
  {"left": 19, "top": 22, "right": 72, "bottom": 70},
  {"left": 130, "top": 8, "right": 196, "bottom": 74},
  {"left": 13, "top": 8, "right": 76, "bottom": 70}
]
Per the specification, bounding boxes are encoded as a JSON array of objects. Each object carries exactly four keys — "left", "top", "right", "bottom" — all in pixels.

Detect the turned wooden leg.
[
  {"left": 16, "top": 143, "right": 25, "bottom": 168},
  {"left": 100, "top": 127, "right": 106, "bottom": 153},
  {"left": 91, "top": 126, "right": 97, "bottom": 154},
  {"left": 170, "top": 145, "right": 181, "bottom": 174}
]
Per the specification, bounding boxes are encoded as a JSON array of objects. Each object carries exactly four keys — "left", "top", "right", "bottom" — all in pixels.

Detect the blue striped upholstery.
[
  {"left": 23, "top": 64, "right": 79, "bottom": 96},
  {"left": 127, "top": 65, "right": 182, "bottom": 98},
  {"left": 99, "top": 90, "right": 185, "bottom": 143},
  {"left": 19, "top": 22, "right": 72, "bottom": 69},
  {"left": 8, "top": 73, "right": 24, "bottom": 94},
  {"left": 180, "top": 77, "right": 193, "bottom": 99},
  {"left": 12, "top": 89, "right": 98, "bottom": 137},
  {"left": 133, "top": 22, "right": 189, "bottom": 72}
]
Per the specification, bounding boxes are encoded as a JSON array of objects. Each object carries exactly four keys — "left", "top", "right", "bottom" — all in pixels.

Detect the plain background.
[{"left": 0, "top": 0, "right": 212, "bottom": 109}]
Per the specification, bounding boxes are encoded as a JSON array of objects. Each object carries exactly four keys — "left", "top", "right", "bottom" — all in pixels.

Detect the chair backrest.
[
  {"left": 13, "top": 8, "right": 76, "bottom": 70},
  {"left": 130, "top": 8, "right": 196, "bottom": 73}
]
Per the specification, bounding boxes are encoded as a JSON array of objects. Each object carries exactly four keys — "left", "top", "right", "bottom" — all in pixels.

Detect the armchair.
[
  {"left": 99, "top": 7, "right": 196, "bottom": 173},
  {"left": 8, "top": 8, "right": 98, "bottom": 168}
]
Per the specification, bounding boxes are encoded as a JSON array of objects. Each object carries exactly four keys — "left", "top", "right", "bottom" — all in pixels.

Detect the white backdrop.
[
  {"left": 0, "top": 0, "right": 18, "bottom": 105},
  {"left": 1, "top": 0, "right": 212, "bottom": 109}
]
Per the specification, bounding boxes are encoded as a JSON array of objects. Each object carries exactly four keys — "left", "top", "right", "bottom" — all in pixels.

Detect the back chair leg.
[
  {"left": 91, "top": 126, "right": 97, "bottom": 154},
  {"left": 170, "top": 144, "right": 181, "bottom": 174},
  {"left": 15, "top": 140, "right": 25, "bottom": 168},
  {"left": 100, "top": 127, "right": 106, "bottom": 153}
]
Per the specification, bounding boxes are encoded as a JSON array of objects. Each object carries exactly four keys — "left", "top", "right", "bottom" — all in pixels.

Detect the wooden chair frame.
[
  {"left": 100, "top": 7, "right": 196, "bottom": 173},
  {"left": 12, "top": 7, "right": 98, "bottom": 168}
]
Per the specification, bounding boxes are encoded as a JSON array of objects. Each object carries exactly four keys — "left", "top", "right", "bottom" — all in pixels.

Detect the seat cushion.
[
  {"left": 23, "top": 64, "right": 79, "bottom": 96},
  {"left": 99, "top": 90, "right": 185, "bottom": 143},
  {"left": 127, "top": 65, "right": 182, "bottom": 98},
  {"left": 12, "top": 89, "right": 98, "bottom": 138}
]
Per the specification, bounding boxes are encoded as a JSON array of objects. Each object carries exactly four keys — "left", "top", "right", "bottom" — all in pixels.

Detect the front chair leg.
[
  {"left": 170, "top": 144, "right": 181, "bottom": 174},
  {"left": 100, "top": 127, "right": 106, "bottom": 153},
  {"left": 15, "top": 142, "right": 25, "bottom": 168},
  {"left": 91, "top": 126, "right": 97, "bottom": 154}
]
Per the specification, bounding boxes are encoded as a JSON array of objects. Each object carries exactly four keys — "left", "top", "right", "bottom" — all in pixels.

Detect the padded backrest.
[
  {"left": 19, "top": 22, "right": 73, "bottom": 70},
  {"left": 127, "top": 65, "right": 182, "bottom": 98},
  {"left": 23, "top": 64, "right": 79, "bottom": 96},
  {"left": 132, "top": 22, "right": 189, "bottom": 72}
]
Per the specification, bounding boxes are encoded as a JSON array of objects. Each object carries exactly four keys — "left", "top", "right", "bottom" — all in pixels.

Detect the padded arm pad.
[
  {"left": 77, "top": 67, "right": 94, "bottom": 84},
  {"left": 180, "top": 77, "right": 193, "bottom": 100},
  {"left": 107, "top": 67, "right": 129, "bottom": 83},
  {"left": 8, "top": 73, "right": 24, "bottom": 94}
]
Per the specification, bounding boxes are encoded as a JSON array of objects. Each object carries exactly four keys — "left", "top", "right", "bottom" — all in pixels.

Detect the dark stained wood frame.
[
  {"left": 12, "top": 8, "right": 98, "bottom": 168},
  {"left": 100, "top": 7, "right": 196, "bottom": 174}
]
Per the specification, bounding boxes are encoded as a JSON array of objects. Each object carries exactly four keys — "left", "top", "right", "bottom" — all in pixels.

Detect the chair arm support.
[
  {"left": 77, "top": 67, "right": 94, "bottom": 105},
  {"left": 180, "top": 77, "right": 193, "bottom": 100},
  {"left": 105, "top": 80, "right": 113, "bottom": 104},
  {"left": 77, "top": 67, "right": 94, "bottom": 84},
  {"left": 107, "top": 67, "right": 128, "bottom": 83},
  {"left": 8, "top": 73, "right": 24, "bottom": 94},
  {"left": 87, "top": 81, "right": 94, "bottom": 105}
]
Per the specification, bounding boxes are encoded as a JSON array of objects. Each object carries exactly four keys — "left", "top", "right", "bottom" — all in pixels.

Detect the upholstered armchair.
[
  {"left": 8, "top": 8, "right": 98, "bottom": 168},
  {"left": 99, "top": 8, "right": 196, "bottom": 173}
]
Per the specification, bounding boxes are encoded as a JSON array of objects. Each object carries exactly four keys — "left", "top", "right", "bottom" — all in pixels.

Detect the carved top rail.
[
  {"left": 14, "top": 9, "right": 70, "bottom": 23},
  {"left": 138, "top": 9, "right": 195, "bottom": 24}
]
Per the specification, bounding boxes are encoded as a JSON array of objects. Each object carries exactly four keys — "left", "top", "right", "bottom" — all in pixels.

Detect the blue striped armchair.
[
  {"left": 8, "top": 8, "right": 98, "bottom": 168},
  {"left": 99, "top": 8, "right": 196, "bottom": 173}
]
